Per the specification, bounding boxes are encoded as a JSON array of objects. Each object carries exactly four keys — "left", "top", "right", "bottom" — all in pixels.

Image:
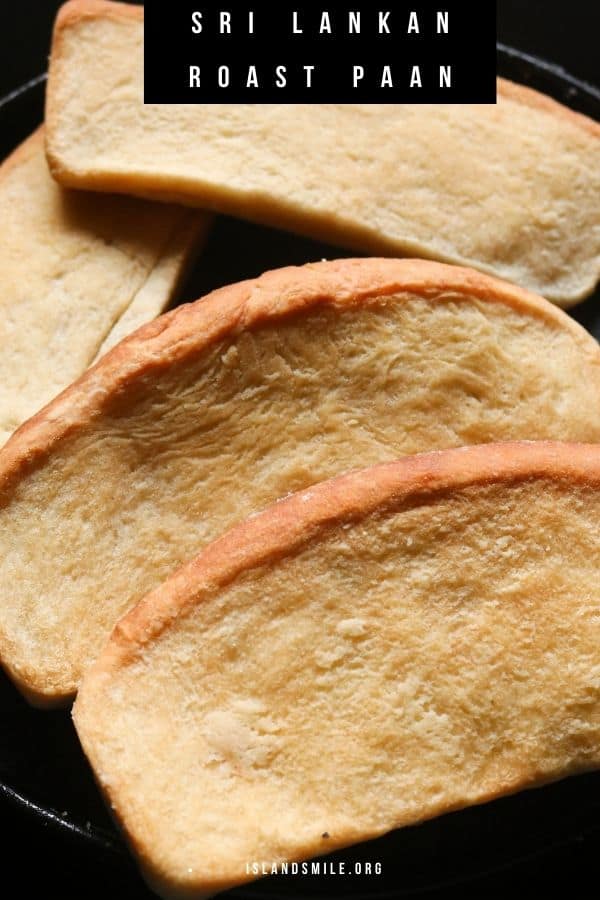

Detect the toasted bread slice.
[
  {"left": 1, "top": 258, "right": 600, "bottom": 705},
  {"left": 45, "top": 1, "right": 600, "bottom": 306},
  {"left": 0, "top": 128, "right": 208, "bottom": 446},
  {"left": 74, "top": 442, "right": 600, "bottom": 899}
]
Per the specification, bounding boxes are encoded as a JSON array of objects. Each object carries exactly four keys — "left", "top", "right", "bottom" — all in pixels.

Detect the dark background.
[{"left": 0, "top": 1, "right": 598, "bottom": 899}]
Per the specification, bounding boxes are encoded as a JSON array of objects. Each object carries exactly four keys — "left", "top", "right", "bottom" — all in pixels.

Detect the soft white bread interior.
[
  {"left": 1, "top": 258, "right": 600, "bottom": 705},
  {"left": 0, "top": 127, "right": 208, "bottom": 446},
  {"left": 74, "top": 442, "right": 600, "bottom": 899},
  {"left": 45, "top": 0, "right": 600, "bottom": 306}
]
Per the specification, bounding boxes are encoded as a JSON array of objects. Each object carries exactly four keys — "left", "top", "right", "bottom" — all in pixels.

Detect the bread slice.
[
  {"left": 91, "top": 213, "right": 206, "bottom": 362},
  {"left": 45, "top": 1, "right": 600, "bottom": 307},
  {"left": 0, "top": 127, "right": 208, "bottom": 447},
  {"left": 73, "top": 441, "right": 600, "bottom": 899},
  {"left": 1, "top": 257, "right": 600, "bottom": 706}
]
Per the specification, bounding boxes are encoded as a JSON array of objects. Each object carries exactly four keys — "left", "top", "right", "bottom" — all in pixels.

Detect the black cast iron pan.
[{"left": 0, "top": 46, "right": 599, "bottom": 899}]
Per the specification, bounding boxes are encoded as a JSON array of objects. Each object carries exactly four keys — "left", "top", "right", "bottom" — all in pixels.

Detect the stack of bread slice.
[
  {"left": 0, "top": 127, "right": 208, "bottom": 447},
  {"left": 0, "top": 1, "right": 599, "bottom": 898},
  {"left": 74, "top": 442, "right": 600, "bottom": 898},
  {"left": 2, "top": 257, "right": 600, "bottom": 705}
]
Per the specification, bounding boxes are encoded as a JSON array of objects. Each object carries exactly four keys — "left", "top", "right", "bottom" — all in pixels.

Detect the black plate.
[{"left": 1, "top": 48, "right": 600, "bottom": 900}]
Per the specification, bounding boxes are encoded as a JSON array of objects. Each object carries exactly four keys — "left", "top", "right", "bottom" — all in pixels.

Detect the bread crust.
[
  {"left": 107, "top": 440, "right": 600, "bottom": 664},
  {"left": 496, "top": 78, "right": 600, "bottom": 139},
  {"left": 0, "top": 257, "right": 596, "bottom": 497},
  {"left": 55, "top": 0, "right": 142, "bottom": 27}
]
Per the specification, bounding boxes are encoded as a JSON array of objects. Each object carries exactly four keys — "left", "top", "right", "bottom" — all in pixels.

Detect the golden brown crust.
[
  {"left": 108, "top": 441, "right": 600, "bottom": 669},
  {"left": 54, "top": 0, "right": 142, "bottom": 28},
  {"left": 497, "top": 78, "right": 600, "bottom": 138},
  {"left": 0, "top": 258, "right": 595, "bottom": 500}
]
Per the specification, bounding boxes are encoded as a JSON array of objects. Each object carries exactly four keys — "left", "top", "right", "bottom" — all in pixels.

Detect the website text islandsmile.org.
[{"left": 246, "top": 860, "right": 383, "bottom": 876}]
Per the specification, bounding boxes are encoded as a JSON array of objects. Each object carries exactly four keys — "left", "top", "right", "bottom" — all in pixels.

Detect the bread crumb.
[{"left": 336, "top": 618, "right": 367, "bottom": 638}]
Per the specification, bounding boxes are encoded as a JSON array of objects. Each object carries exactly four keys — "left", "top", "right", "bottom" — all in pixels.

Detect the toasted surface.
[
  {"left": 46, "top": 1, "right": 600, "bottom": 306},
  {"left": 0, "top": 128, "right": 207, "bottom": 447},
  {"left": 1, "top": 258, "right": 600, "bottom": 704},
  {"left": 74, "top": 442, "right": 600, "bottom": 899}
]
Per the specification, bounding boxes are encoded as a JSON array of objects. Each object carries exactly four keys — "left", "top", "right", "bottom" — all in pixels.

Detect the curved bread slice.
[
  {"left": 46, "top": 1, "right": 600, "bottom": 306},
  {"left": 0, "top": 128, "right": 208, "bottom": 447},
  {"left": 74, "top": 442, "right": 600, "bottom": 899},
  {"left": 2, "top": 258, "right": 600, "bottom": 705}
]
